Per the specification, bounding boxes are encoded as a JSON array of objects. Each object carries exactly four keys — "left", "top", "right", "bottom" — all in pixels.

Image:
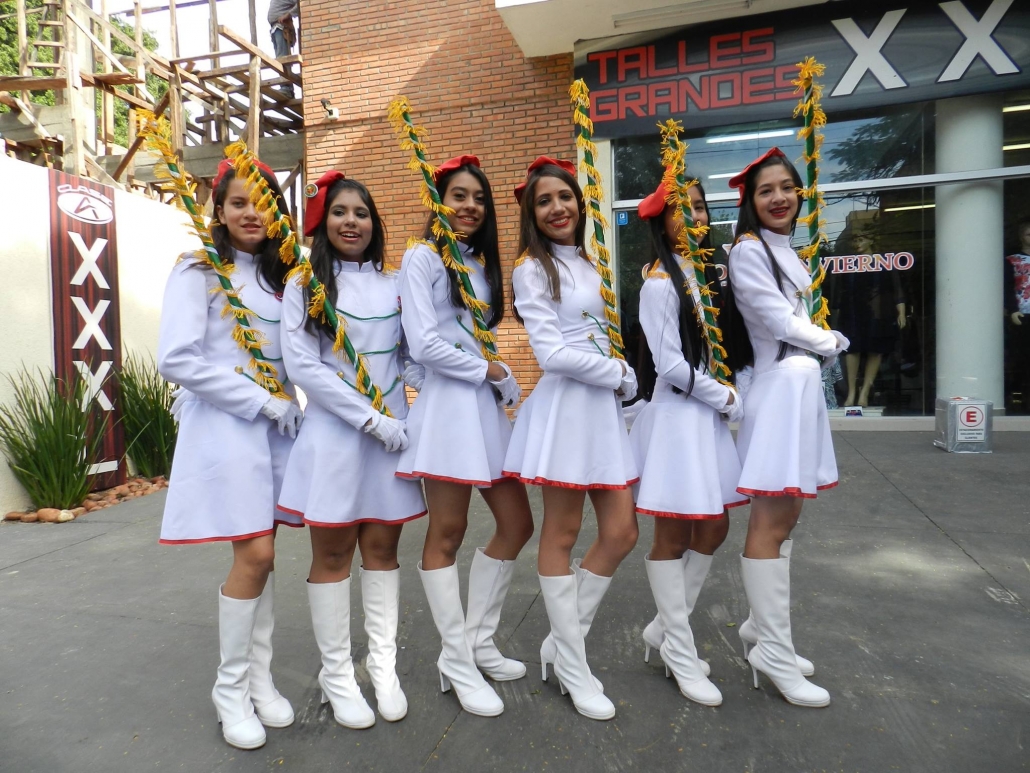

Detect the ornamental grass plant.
[
  {"left": 0, "top": 369, "right": 109, "bottom": 510},
  {"left": 116, "top": 352, "right": 176, "bottom": 479}
]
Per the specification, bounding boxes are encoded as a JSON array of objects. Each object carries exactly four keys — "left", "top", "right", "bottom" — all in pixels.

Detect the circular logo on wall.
[
  {"left": 56, "top": 184, "right": 114, "bottom": 224},
  {"left": 304, "top": 182, "right": 319, "bottom": 198}
]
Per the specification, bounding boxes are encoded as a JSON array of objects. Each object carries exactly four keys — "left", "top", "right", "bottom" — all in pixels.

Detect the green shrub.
[
  {"left": 116, "top": 352, "right": 176, "bottom": 479},
  {"left": 0, "top": 369, "right": 109, "bottom": 509}
]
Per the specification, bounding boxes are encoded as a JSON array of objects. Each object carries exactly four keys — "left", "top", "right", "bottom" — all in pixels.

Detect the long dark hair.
[
  {"left": 421, "top": 162, "right": 504, "bottom": 329},
  {"left": 634, "top": 215, "right": 708, "bottom": 401},
  {"left": 211, "top": 167, "right": 290, "bottom": 293},
  {"left": 305, "top": 178, "right": 387, "bottom": 339},
  {"left": 722, "top": 155, "right": 805, "bottom": 372},
  {"left": 515, "top": 165, "right": 587, "bottom": 311}
]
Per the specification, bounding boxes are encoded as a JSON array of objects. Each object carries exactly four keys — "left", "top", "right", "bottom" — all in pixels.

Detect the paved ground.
[{"left": 1, "top": 432, "right": 1028, "bottom": 773}]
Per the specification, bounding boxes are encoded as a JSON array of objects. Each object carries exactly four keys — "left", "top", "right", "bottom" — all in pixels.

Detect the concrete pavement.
[{"left": 1, "top": 432, "right": 1027, "bottom": 772}]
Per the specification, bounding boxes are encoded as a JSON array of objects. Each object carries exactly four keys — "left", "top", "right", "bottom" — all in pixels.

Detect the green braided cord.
[
  {"left": 391, "top": 105, "right": 499, "bottom": 359},
  {"left": 227, "top": 145, "right": 392, "bottom": 416}
]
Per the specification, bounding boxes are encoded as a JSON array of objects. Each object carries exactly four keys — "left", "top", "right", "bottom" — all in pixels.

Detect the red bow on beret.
[
  {"left": 434, "top": 154, "right": 480, "bottom": 184},
  {"left": 303, "top": 170, "right": 347, "bottom": 236},
  {"left": 727, "top": 147, "right": 787, "bottom": 206},
  {"left": 514, "top": 156, "right": 577, "bottom": 204},
  {"left": 637, "top": 181, "right": 669, "bottom": 221},
  {"left": 212, "top": 157, "right": 274, "bottom": 190}
]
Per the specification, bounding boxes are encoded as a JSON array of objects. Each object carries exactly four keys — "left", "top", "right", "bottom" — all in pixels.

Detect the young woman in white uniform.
[
  {"left": 396, "top": 156, "right": 534, "bottom": 718},
  {"left": 158, "top": 159, "right": 303, "bottom": 750},
  {"left": 503, "top": 157, "right": 639, "bottom": 721},
  {"left": 277, "top": 171, "right": 426, "bottom": 728},
  {"left": 629, "top": 179, "right": 746, "bottom": 707},
  {"left": 723, "top": 148, "right": 848, "bottom": 708}
]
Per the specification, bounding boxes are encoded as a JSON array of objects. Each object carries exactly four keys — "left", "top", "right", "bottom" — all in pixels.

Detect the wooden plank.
[
  {"left": 15, "top": 0, "right": 28, "bottom": 103},
  {"left": 208, "top": 0, "right": 219, "bottom": 74},
  {"left": 246, "top": 55, "right": 260, "bottom": 154},
  {"left": 66, "top": 10, "right": 133, "bottom": 76},
  {"left": 79, "top": 74, "right": 153, "bottom": 111},
  {"left": 100, "top": 0, "right": 113, "bottom": 153},
  {"left": 168, "top": 49, "right": 245, "bottom": 65},
  {"left": 63, "top": 5, "right": 84, "bottom": 176},
  {"left": 218, "top": 25, "right": 301, "bottom": 84},
  {"left": 0, "top": 94, "right": 54, "bottom": 139},
  {"left": 168, "top": 0, "right": 179, "bottom": 59},
  {"left": 0, "top": 75, "right": 67, "bottom": 91},
  {"left": 112, "top": 90, "right": 169, "bottom": 180},
  {"left": 169, "top": 67, "right": 185, "bottom": 155},
  {"left": 248, "top": 0, "right": 256, "bottom": 45}
]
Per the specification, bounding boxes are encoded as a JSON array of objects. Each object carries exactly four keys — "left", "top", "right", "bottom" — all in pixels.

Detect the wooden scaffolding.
[{"left": 0, "top": 0, "right": 304, "bottom": 207}]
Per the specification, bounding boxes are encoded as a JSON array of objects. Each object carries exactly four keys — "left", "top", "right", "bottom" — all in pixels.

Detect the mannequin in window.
[
  {"left": 1004, "top": 219, "right": 1030, "bottom": 413},
  {"left": 832, "top": 230, "right": 906, "bottom": 408}
]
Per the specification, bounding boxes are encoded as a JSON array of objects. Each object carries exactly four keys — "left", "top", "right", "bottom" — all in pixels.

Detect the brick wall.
[{"left": 300, "top": 0, "right": 575, "bottom": 389}]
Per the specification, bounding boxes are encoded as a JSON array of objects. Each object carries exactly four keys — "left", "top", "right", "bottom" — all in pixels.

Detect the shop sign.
[
  {"left": 48, "top": 171, "right": 125, "bottom": 489},
  {"left": 574, "top": 0, "right": 1030, "bottom": 138},
  {"left": 822, "top": 251, "right": 915, "bottom": 274}
]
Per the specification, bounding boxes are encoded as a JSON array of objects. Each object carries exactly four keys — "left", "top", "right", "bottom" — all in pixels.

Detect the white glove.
[
  {"left": 735, "top": 365, "right": 754, "bottom": 404},
  {"left": 617, "top": 365, "right": 638, "bottom": 403},
  {"left": 169, "top": 387, "right": 189, "bottom": 424},
  {"left": 488, "top": 362, "right": 521, "bottom": 407},
  {"left": 830, "top": 330, "right": 850, "bottom": 355},
  {"left": 260, "top": 396, "right": 303, "bottom": 439},
  {"left": 719, "top": 386, "right": 745, "bottom": 424},
  {"left": 364, "top": 410, "right": 408, "bottom": 452},
  {"left": 402, "top": 362, "right": 425, "bottom": 392}
]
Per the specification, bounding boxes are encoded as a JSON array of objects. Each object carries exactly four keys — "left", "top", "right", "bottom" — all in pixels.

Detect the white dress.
[
  {"left": 730, "top": 229, "right": 841, "bottom": 498},
  {"left": 629, "top": 259, "right": 749, "bottom": 517},
  {"left": 158, "top": 251, "right": 301, "bottom": 544},
  {"left": 503, "top": 244, "right": 637, "bottom": 489},
  {"left": 277, "top": 260, "right": 427, "bottom": 526},
  {"left": 394, "top": 241, "right": 513, "bottom": 487}
]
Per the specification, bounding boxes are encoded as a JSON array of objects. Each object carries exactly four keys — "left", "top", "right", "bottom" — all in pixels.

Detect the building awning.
[{"left": 496, "top": 0, "right": 827, "bottom": 58}]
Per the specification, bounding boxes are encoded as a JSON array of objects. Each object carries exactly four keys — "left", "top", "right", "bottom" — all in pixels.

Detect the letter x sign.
[{"left": 831, "top": 0, "right": 1018, "bottom": 97}]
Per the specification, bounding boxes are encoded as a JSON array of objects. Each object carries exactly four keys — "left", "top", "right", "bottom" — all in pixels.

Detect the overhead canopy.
[{"left": 495, "top": 0, "right": 826, "bottom": 58}]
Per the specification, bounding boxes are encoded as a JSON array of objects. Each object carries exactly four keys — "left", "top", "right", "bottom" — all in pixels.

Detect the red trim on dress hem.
[
  {"left": 302, "top": 510, "right": 428, "bottom": 528},
  {"left": 502, "top": 471, "right": 640, "bottom": 491},
  {"left": 395, "top": 470, "right": 505, "bottom": 487},
  {"left": 159, "top": 528, "right": 273, "bottom": 545},
  {"left": 275, "top": 504, "right": 303, "bottom": 516},
  {"left": 817, "top": 481, "right": 839, "bottom": 491},
  {"left": 736, "top": 484, "right": 835, "bottom": 499},
  {"left": 273, "top": 518, "right": 304, "bottom": 528},
  {"left": 726, "top": 498, "right": 751, "bottom": 509},
  {"left": 636, "top": 506, "right": 725, "bottom": 520}
]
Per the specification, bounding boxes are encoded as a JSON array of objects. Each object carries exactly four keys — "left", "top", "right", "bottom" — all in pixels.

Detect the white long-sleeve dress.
[
  {"left": 629, "top": 258, "right": 749, "bottom": 517},
  {"left": 277, "top": 260, "right": 426, "bottom": 526},
  {"left": 729, "top": 229, "right": 844, "bottom": 498},
  {"left": 503, "top": 244, "right": 637, "bottom": 489},
  {"left": 394, "top": 241, "right": 512, "bottom": 487},
  {"left": 157, "top": 251, "right": 301, "bottom": 544}
]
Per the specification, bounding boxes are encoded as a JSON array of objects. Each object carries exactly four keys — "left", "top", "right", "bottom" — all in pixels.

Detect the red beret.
[
  {"left": 434, "top": 154, "right": 480, "bottom": 184},
  {"left": 727, "top": 147, "right": 787, "bottom": 205},
  {"left": 303, "top": 170, "right": 347, "bottom": 236},
  {"left": 212, "top": 157, "right": 274, "bottom": 190},
  {"left": 637, "top": 181, "right": 669, "bottom": 221},
  {"left": 514, "top": 156, "right": 577, "bottom": 204}
]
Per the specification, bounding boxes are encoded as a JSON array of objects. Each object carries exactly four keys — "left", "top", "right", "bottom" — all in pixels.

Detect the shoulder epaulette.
[
  {"left": 736, "top": 232, "right": 759, "bottom": 244},
  {"left": 514, "top": 250, "right": 534, "bottom": 268},
  {"left": 645, "top": 261, "right": 670, "bottom": 280}
]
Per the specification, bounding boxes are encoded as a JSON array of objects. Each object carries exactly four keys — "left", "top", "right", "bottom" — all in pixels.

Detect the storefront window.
[
  {"left": 613, "top": 104, "right": 935, "bottom": 202},
  {"left": 1004, "top": 90, "right": 1030, "bottom": 413},
  {"left": 616, "top": 186, "right": 935, "bottom": 415}
]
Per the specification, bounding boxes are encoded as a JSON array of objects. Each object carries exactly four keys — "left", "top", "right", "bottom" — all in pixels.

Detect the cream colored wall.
[{"left": 0, "top": 155, "right": 196, "bottom": 513}]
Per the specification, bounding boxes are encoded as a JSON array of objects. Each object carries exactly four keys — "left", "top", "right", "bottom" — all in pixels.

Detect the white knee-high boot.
[
  {"left": 538, "top": 572, "right": 615, "bottom": 720},
  {"left": 540, "top": 559, "right": 609, "bottom": 686},
  {"left": 361, "top": 568, "right": 407, "bottom": 722},
  {"left": 307, "top": 578, "right": 376, "bottom": 729},
  {"left": 739, "top": 556, "right": 829, "bottom": 708},
  {"left": 738, "top": 540, "right": 814, "bottom": 675},
  {"left": 641, "top": 553, "right": 711, "bottom": 677},
  {"left": 465, "top": 548, "right": 526, "bottom": 681},
  {"left": 644, "top": 553, "right": 722, "bottom": 706},
  {"left": 212, "top": 585, "right": 266, "bottom": 750},
  {"left": 418, "top": 562, "right": 504, "bottom": 717},
  {"left": 248, "top": 573, "right": 295, "bottom": 728}
]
